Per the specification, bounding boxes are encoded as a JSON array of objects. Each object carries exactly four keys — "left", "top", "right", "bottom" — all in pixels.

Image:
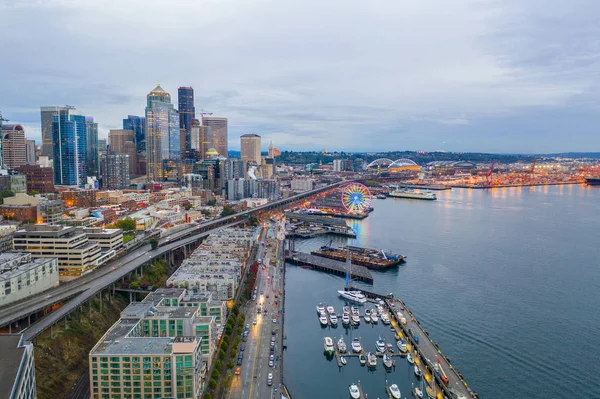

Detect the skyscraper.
[
  {"left": 122, "top": 115, "right": 145, "bottom": 153},
  {"left": 99, "top": 151, "right": 130, "bottom": 189},
  {"left": 240, "top": 134, "right": 262, "bottom": 165},
  {"left": 1, "top": 124, "right": 26, "bottom": 169},
  {"left": 145, "top": 85, "right": 180, "bottom": 181},
  {"left": 85, "top": 117, "right": 98, "bottom": 177},
  {"left": 25, "top": 140, "right": 36, "bottom": 165},
  {"left": 52, "top": 108, "right": 87, "bottom": 187},
  {"left": 202, "top": 116, "right": 228, "bottom": 158},
  {"left": 178, "top": 87, "right": 195, "bottom": 158},
  {"left": 190, "top": 119, "right": 210, "bottom": 160},
  {"left": 40, "top": 106, "right": 70, "bottom": 159},
  {"left": 108, "top": 129, "right": 134, "bottom": 153}
]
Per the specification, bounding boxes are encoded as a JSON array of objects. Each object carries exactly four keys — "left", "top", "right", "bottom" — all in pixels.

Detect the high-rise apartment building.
[
  {"left": 178, "top": 87, "right": 195, "bottom": 158},
  {"left": 122, "top": 115, "right": 145, "bottom": 153},
  {"left": 25, "top": 140, "right": 36, "bottom": 165},
  {"left": 16, "top": 165, "right": 54, "bottom": 193},
  {"left": 201, "top": 116, "right": 228, "bottom": 158},
  {"left": 85, "top": 117, "right": 99, "bottom": 177},
  {"left": 40, "top": 106, "right": 71, "bottom": 159},
  {"left": 146, "top": 85, "right": 180, "bottom": 181},
  {"left": 1, "top": 124, "right": 26, "bottom": 169},
  {"left": 240, "top": 133, "right": 261, "bottom": 165},
  {"left": 98, "top": 138, "right": 107, "bottom": 152},
  {"left": 108, "top": 129, "right": 134, "bottom": 153},
  {"left": 99, "top": 151, "right": 130, "bottom": 189},
  {"left": 51, "top": 107, "right": 87, "bottom": 187}
]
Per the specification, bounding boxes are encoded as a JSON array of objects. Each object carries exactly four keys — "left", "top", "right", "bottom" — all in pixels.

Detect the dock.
[
  {"left": 357, "top": 380, "right": 367, "bottom": 399},
  {"left": 286, "top": 252, "right": 374, "bottom": 284}
]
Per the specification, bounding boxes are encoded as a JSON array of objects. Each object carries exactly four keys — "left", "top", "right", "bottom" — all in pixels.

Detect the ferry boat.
[
  {"left": 351, "top": 338, "right": 362, "bottom": 353},
  {"left": 389, "top": 189, "right": 436, "bottom": 200},
  {"left": 585, "top": 177, "right": 600, "bottom": 185},
  {"left": 337, "top": 337, "right": 347, "bottom": 353},
  {"left": 349, "top": 383, "right": 360, "bottom": 399},
  {"left": 338, "top": 290, "right": 367, "bottom": 304},
  {"left": 312, "top": 245, "right": 404, "bottom": 269},
  {"left": 323, "top": 337, "right": 334, "bottom": 354}
]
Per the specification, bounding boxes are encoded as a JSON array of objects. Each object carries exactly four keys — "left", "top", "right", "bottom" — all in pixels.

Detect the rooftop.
[{"left": 0, "top": 335, "right": 26, "bottom": 399}]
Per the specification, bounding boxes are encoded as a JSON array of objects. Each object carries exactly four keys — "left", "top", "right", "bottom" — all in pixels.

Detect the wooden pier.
[{"left": 286, "top": 251, "right": 374, "bottom": 284}]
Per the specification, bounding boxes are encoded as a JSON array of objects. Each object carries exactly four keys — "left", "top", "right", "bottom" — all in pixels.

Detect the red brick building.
[
  {"left": 15, "top": 165, "right": 55, "bottom": 194},
  {"left": 0, "top": 204, "right": 37, "bottom": 222}
]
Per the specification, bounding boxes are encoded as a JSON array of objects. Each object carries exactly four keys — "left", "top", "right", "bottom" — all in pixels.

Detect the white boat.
[
  {"left": 319, "top": 316, "right": 328, "bottom": 326},
  {"left": 349, "top": 384, "right": 360, "bottom": 399},
  {"left": 342, "top": 314, "right": 350, "bottom": 325},
  {"left": 397, "top": 340, "right": 407, "bottom": 353},
  {"left": 389, "top": 383, "right": 401, "bottom": 399},
  {"left": 340, "top": 356, "right": 347, "bottom": 365},
  {"left": 390, "top": 189, "right": 437, "bottom": 201},
  {"left": 351, "top": 338, "right": 362, "bottom": 353},
  {"left": 407, "top": 353, "right": 414, "bottom": 364},
  {"left": 365, "top": 309, "right": 371, "bottom": 316},
  {"left": 386, "top": 343, "right": 394, "bottom": 353},
  {"left": 376, "top": 305, "right": 384, "bottom": 315},
  {"left": 367, "top": 352, "right": 377, "bottom": 367},
  {"left": 383, "top": 354, "right": 393, "bottom": 368},
  {"left": 316, "top": 303, "right": 325, "bottom": 314},
  {"left": 330, "top": 314, "right": 338, "bottom": 326},
  {"left": 359, "top": 353, "right": 367, "bottom": 365},
  {"left": 413, "top": 387, "right": 424, "bottom": 398},
  {"left": 326, "top": 305, "right": 335, "bottom": 314},
  {"left": 414, "top": 365, "right": 422, "bottom": 378},
  {"left": 338, "top": 290, "right": 368, "bottom": 304},
  {"left": 352, "top": 315, "right": 360, "bottom": 325},
  {"left": 338, "top": 337, "right": 347, "bottom": 353},
  {"left": 323, "top": 337, "right": 334, "bottom": 354},
  {"left": 364, "top": 314, "right": 371, "bottom": 323},
  {"left": 343, "top": 306, "right": 350, "bottom": 313},
  {"left": 371, "top": 314, "right": 379, "bottom": 324},
  {"left": 381, "top": 314, "right": 390, "bottom": 324},
  {"left": 376, "top": 337, "right": 386, "bottom": 353},
  {"left": 351, "top": 306, "right": 359, "bottom": 316}
]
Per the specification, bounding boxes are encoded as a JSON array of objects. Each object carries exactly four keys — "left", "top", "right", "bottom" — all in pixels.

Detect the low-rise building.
[
  {"left": 13, "top": 225, "right": 102, "bottom": 281},
  {"left": 291, "top": 178, "right": 314, "bottom": 192},
  {"left": 0, "top": 335, "right": 36, "bottom": 399},
  {"left": 0, "top": 225, "right": 16, "bottom": 253},
  {"left": 0, "top": 205, "right": 37, "bottom": 223},
  {"left": 38, "top": 199, "right": 63, "bottom": 224},
  {"left": 16, "top": 164, "right": 55, "bottom": 194},
  {"left": 0, "top": 253, "right": 58, "bottom": 306},
  {"left": 77, "top": 227, "right": 123, "bottom": 253},
  {"left": 166, "top": 270, "right": 236, "bottom": 300}
]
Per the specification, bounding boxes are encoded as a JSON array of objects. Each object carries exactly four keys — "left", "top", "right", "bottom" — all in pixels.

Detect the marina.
[{"left": 285, "top": 251, "right": 374, "bottom": 283}]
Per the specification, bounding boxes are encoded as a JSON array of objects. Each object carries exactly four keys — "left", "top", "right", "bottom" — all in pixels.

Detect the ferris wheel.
[{"left": 341, "top": 183, "right": 372, "bottom": 213}]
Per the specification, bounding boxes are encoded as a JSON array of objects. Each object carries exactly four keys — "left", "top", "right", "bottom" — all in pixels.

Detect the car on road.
[
  {"left": 267, "top": 373, "right": 273, "bottom": 386},
  {"left": 271, "top": 336, "right": 275, "bottom": 343},
  {"left": 270, "top": 341, "right": 275, "bottom": 348},
  {"left": 270, "top": 346, "right": 274, "bottom": 354},
  {"left": 242, "top": 335, "right": 247, "bottom": 342},
  {"left": 253, "top": 319, "right": 257, "bottom": 325},
  {"left": 237, "top": 358, "right": 243, "bottom": 366},
  {"left": 271, "top": 330, "right": 276, "bottom": 335},
  {"left": 235, "top": 367, "right": 241, "bottom": 375},
  {"left": 269, "top": 355, "right": 274, "bottom": 361},
  {"left": 239, "top": 344, "right": 245, "bottom": 351},
  {"left": 245, "top": 324, "right": 249, "bottom": 330},
  {"left": 257, "top": 307, "right": 261, "bottom": 313},
  {"left": 269, "top": 360, "right": 274, "bottom": 367},
  {"left": 272, "top": 318, "right": 277, "bottom": 323}
]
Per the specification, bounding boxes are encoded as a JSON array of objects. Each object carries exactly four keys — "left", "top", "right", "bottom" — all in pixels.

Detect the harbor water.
[{"left": 283, "top": 184, "right": 600, "bottom": 399}]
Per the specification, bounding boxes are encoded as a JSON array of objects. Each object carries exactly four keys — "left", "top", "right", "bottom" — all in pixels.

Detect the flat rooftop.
[
  {"left": 0, "top": 335, "right": 26, "bottom": 399},
  {"left": 91, "top": 320, "right": 174, "bottom": 355}
]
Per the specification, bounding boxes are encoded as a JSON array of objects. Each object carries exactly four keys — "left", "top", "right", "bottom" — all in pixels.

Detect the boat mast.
[{"left": 345, "top": 246, "right": 351, "bottom": 288}]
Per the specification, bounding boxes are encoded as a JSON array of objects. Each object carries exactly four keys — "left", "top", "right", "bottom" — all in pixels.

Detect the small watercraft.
[
  {"left": 376, "top": 337, "right": 386, "bottom": 353},
  {"left": 386, "top": 343, "right": 394, "bottom": 353},
  {"left": 351, "top": 338, "right": 362, "bottom": 353},
  {"left": 319, "top": 315, "right": 328, "bottom": 326},
  {"left": 342, "top": 313, "right": 350, "bottom": 325},
  {"left": 338, "top": 337, "right": 347, "bottom": 353},
  {"left": 359, "top": 353, "right": 367, "bottom": 365},
  {"left": 349, "top": 383, "right": 360, "bottom": 399},
  {"left": 316, "top": 303, "right": 325, "bottom": 314},
  {"left": 371, "top": 314, "right": 379, "bottom": 324},
  {"left": 323, "top": 337, "right": 334, "bottom": 354},
  {"left": 383, "top": 354, "right": 393, "bottom": 369},
  {"left": 407, "top": 353, "right": 414, "bottom": 364},
  {"left": 367, "top": 352, "right": 377, "bottom": 367},
  {"left": 413, "top": 386, "right": 423, "bottom": 398},
  {"left": 326, "top": 305, "right": 335, "bottom": 314},
  {"left": 389, "top": 383, "right": 401, "bottom": 399},
  {"left": 414, "top": 365, "right": 422, "bottom": 378},
  {"left": 330, "top": 314, "right": 338, "bottom": 326},
  {"left": 381, "top": 313, "right": 390, "bottom": 324},
  {"left": 340, "top": 356, "right": 347, "bottom": 365},
  {"left": 397, "top": 339, "right": 407, "bottom": 353},
  {"left": 364, "top": 314, "right": 371, "bottom": 323},
  {"left": 352, "top": 315, "right": 360, "bottom": 325}
]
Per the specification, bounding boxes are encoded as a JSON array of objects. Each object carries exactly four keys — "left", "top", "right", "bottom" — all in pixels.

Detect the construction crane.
[
  {"left": 484, "top": 162, "right": 495, "bottom": 186},
  {"left": 530, "top": 157, "right": 537, "bottom": 175},
  {"left": 200, "top": 109, "right": 213, "bottom": 117},
  {"left": 0, "top": 111, "right": 9, "bottom": 127}
]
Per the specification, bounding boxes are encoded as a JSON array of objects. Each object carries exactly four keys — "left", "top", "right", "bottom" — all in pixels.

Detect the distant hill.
[{"left": 540, "top": 152, "right": 600, "bottom": 159}]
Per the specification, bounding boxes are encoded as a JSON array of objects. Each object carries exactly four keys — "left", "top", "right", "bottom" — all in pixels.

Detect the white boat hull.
[{"left": 338, "top": 290, "right": 367, "bottom": 304}]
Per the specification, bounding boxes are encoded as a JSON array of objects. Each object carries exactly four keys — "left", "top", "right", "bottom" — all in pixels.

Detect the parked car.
[{"left": 267, "top": 373, "right": 273, "bottom": 386}]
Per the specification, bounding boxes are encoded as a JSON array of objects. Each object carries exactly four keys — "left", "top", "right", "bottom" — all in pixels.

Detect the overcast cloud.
[{"left": 1, "top": 0, "right": 599, "bottom": 153}]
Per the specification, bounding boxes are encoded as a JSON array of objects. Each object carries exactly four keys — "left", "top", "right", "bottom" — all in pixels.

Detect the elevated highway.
[{"left": 0, "top": 181, "right": 345, "bottom": 339}]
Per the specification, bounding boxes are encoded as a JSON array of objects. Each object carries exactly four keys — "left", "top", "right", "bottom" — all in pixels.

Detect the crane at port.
[
  {"left": 530, "top": 157, "right": 537, "bottom": 175},
  {"left": 484, "top": 162, "right": 495, "bottom": 186},
  {"left": 436, "top": 358, "right": 450, "bottom": 384}
]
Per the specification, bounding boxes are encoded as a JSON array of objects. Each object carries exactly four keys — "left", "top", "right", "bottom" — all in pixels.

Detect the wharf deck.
[{"left": 285, "top": 252, "right": 374, "bottom": 284}]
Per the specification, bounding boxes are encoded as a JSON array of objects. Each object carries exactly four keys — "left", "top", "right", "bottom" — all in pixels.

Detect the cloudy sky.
[{"left": 1, "top": 0, "right": 599, "bottom": 153}]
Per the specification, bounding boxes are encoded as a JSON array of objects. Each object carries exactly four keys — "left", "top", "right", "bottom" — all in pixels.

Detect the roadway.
[{"left": 227, "top": 219, "right": 285, "bottom": 399}]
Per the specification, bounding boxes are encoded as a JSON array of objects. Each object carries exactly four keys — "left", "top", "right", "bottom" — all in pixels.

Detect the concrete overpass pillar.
[{"left": 129, "top": 292, "right": 133, "bottom": 303}]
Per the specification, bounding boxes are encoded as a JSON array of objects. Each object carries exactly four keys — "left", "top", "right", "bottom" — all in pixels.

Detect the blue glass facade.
[
  {"left": 52, "top": 112, "right": 87, "bottom": 187},
  {"left": 178, "top": 87, "right": 195, "bottom": 158},
  {"left": 85, "top": 117, "right": 98, "bottom": 177},
  {"left": 122, "top": 115, "right": 145, "bottom": 153}
]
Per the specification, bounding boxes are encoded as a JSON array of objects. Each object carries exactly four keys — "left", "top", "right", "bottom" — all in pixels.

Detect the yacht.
[
  {"left": 364, "top": 314, "right": 371, "bottom": 323},
  {"left": 351, "top": 338, "right": 362, "bottom": 353},
  {"left": 351, "top": 306, "right": 360, "bottom": 316},
  {"left": 407, "top": 353, "right": 414, "bottom": 364},
  {"left": 389, "top": 383, "right": 401, "bottom": 399},
  {"left": 319, "top": 315, "right": 328, "bottom": 326},
  {"left": 342, "top": 313, "right": 350, "bottom": 325},
  {"left": 323, "top": 337, "right": 334, "bottom": 354},
  {"left": 383, "top": 353, "right": 393, "bottom": 369},
  {"left": 367, "top": 352, "right": 377, "bottom": 367},
  {"left": 352, "top": 315, "right": 360, "bottom": 325},
  {"left": 316, "top": 303, "right": 325, "bottom": 314},
  {"left": 386, "top": 343, "right": 394, "bottom": 353},
  {"left": 413, "top": 386, "right": 424, "bottom": 398},
  {"left": 339, "top": 289, "right": 367, "bottom": 304},
  {"left": 371, "top": 314, "right": 379, "bottom": 324},
  {"left": 359, "top": 353, "right": 367, "bottom": 365},
  {"left": 330, "top": 314, "right": 338, "bottom": 326},
  {"left": 414, "top": 365, "right": 422, "bottom": 378},
  {"left": 326, "top": 305, "right": 335, "bottom": 314},
  {"left": 381, "top": 314, "right": 390, "bottom": 324},
  {"left": 337, "top": 337, "right": 347, "bottom": 353},
  {"left": 349, "top": 384, "right": 360, "bottom": 399},
  {"left": 365, "top": 309, "right": 371, "bottom": 317},
  {"left": 397, "top": 340, "right": 407, "bottom": 353},
  {"left": 376, "top": 337, "right": 386, "bottom": 353}
]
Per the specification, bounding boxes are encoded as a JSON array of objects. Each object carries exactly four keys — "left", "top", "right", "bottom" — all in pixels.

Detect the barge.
[{"left": 311, "top": 245, "right": 404, "bottom": 269}]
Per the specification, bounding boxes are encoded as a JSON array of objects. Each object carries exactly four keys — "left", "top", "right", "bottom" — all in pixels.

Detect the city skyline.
[{"left": 2, "top": 1, "right": 600, "bottom": 154}]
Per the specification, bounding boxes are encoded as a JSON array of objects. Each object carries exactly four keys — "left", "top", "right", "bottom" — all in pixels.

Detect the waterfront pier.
[{"left": 285, "top": 251, "right": 374, "bottom": 284}]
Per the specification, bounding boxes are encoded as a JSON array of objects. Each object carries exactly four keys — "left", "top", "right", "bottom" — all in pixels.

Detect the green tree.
[
  {"left": 209, "top": 379, "right": 217, "bottom": 390},
  {"left": 211, "top": 369, "right": 219, "bottom": 381},
  {"left": 218, "top": 350, "right": 226, "bottom": 360},
  {"left": 150, "top": 238, "right": 158, "bottom": 250},
  {"left": 220, "top": 341, "right": 228, "bottom": 352},
  {"left": 207, "top": 199, "right": 216, "bottom": 206},
  {"left": 215, "top": 360, "right": 222, "bottom": 371},
  {"left": 130, "top": 282, "right": 139, "bottom": 289},
  {"left": 115, "top": 217, "right": 136, "bottom": 232},
  {"left": 221, "top": 204, "right": 235, "bottom": 217},
  {"left": 0, "top": 189, "right": 15, "bottom": 205},
  {"left": 204, "top": 394, "right": 212, "bottom": 399},
  {"left": 227, "top": 360, "right": 234, "bottom": 369},
  {"left": 28, "top": 189, "right": 40, "bottom": 196}
]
